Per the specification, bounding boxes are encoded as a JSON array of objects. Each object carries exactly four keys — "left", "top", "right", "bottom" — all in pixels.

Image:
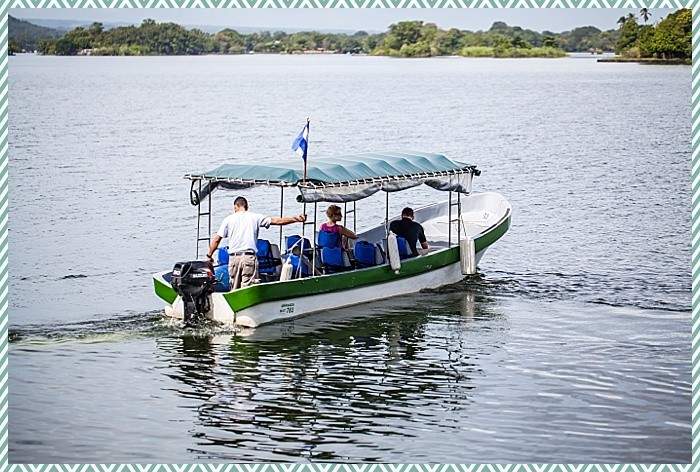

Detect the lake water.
[{"left": 8, "top": 54, "right": 692, "bottom": 463}]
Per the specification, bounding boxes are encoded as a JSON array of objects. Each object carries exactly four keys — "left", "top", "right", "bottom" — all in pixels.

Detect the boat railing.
[
  {"left": 195, "top": 179, "right": 212, "bottom": 258},
  {"left": 447, "top": 190, "right": 462, "bottom": 248}
]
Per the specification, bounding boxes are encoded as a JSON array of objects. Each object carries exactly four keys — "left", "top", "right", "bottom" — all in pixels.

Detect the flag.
[{"left": 291, "top": 120, "right": 309, "bottom": 161}]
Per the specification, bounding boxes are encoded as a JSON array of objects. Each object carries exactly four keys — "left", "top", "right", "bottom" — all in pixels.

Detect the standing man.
[
  {"left": 389, "top": 207, "right": 429, "bottom": 257},
  {"left": 207, "top": 196, "right": 305, "bottom": 289}
]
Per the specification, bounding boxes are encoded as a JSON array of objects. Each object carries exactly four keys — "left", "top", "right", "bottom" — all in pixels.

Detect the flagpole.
[
  {"left": 303, "top": 117, "right": 309, "bottom": 183},
  {"left": 300, "top": 117, "right": 310, "bottom": 279}
]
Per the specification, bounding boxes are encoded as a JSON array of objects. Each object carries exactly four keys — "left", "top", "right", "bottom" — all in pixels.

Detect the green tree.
[
  {"left": 88, "top": 22, "right": 104, "bottom": 36},
  {"left": 542, "top": 35, "right": 557, "bottom": 48},
  {"left": 9, "top": 39, "right": 20, "bottom": 54},
  {"left": 54, "top": 37, "right": 79, "bottom": 55},
  {"left": 214, "top": 28, "right": 245, "bottom": 54},
  {"left": 640, "top": 8, "right": 651, "bottom": 24},
  {"left": 510, "top": 35, "right": 529, "bottom": 48},
  {"left": 558, "top": 26, "right": 606, "bottom": 51},
  {"left": 615, "top": 16, "right": 638, "bottom": 53},
  {"left": 636, "top": 24, "right": 655, "bottom": 57},
  {"left": 648, "top": 8, "right": 691, "bottom": 59},
  {"left": 37, "top": 38, "right": 57, "bottom": 55},
  {"left": 433, "top": 28, "right": 464, "bottom": 55},
  {"left": 384, "top": 21, "right": 423, "bottom": 50}
]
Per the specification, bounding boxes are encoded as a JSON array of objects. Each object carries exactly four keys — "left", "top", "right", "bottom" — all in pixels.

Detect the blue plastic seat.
[
  {"left": 320, "top": 247, "right": 348, "bottom": 274},
  {"left": 286, "top": 235, "right": 313, "bottom": 256},
  {"left": 214, "top": 246, "right": 230, "bottom": 291},
  {"left": 216, "top": 246, "right": 229, "bottom": 265},
  {"left": 286, "top": 254, "right": 311, "bottom": 277},
  {"left": 396, "top": 236, "right": 412, "bottom": 259},
  {"left": 318, "top": 230, "right": 341, "bottom": 249},
  {"left": 214, "top": 265, "right": 231, "bottom": 292},
  {"left": 355, "top": 240, "right": 381, "bottom": 268},
  {"left": 257, "top": 239, "right": 280, "bottom": 279}
]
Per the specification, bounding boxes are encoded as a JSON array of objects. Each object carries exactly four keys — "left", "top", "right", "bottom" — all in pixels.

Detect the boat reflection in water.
[{"left": 155, "top": 286, "right": 507, "bottom": 462}]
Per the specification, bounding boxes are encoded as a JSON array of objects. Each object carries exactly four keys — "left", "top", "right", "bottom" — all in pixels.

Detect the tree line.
[
  {"left": 11, "top": 9, "right": 688, "bottom": 59},
  {"left": 31, "top": 19, "right": 585, "bottom": 57},
  {"left": 615, "top": 8, "right": 690, "bottom": 60}
]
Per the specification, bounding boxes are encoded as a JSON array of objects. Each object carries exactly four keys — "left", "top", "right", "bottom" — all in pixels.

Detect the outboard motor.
[{"left": 171, "top": 260, "right": 216, "bottom": 326}]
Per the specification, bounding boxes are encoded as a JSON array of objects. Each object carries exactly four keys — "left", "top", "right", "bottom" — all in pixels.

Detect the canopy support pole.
[
  {"left": 385, "top": 191, "right": 389, "bottom": 237},
  {"left": 279, "top": 187, "right": 284, "bottom": 250},
  {"left": 312, "top": 202, "right": 318, "bottom": 274},
  {"left": 448, "top": 190, "right": 461, "bottom": 248},
  {"left": 344, "top": 201, "right": 357, "bottom": 234},
  {"left": 299, "top": 202, "right": 307, "bottom": 279},
  {"left": 448, "top": 190, "right": 452, "bottom": 247},
  {"left": 353, "top": 201, "right": 357, "bottom": 233},
  {"left": 457, "top": 191, "right": 462, "bottom": 247}
]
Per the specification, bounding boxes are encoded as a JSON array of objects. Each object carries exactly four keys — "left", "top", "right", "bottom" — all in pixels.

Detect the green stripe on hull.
[
  {"left": 154, "top": 276, "right": 177, "bottom": 304},
  {"left": 224, "top": 244, "right": 460, "bottom": 312},
  {"left": 224, "top": 213, "right": 511, "bottom": 313},
  {"left": 152, "top": 213, "right": 511, "bottom": 313}
]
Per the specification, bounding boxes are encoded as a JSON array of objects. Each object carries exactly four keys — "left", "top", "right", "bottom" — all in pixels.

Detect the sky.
[{"left": 11, "top": 8, "right": 674, "bottom": 33}]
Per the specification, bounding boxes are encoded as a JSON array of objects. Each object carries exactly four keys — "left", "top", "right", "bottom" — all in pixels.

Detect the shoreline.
[
  {"left": 12, "top": 51, "right": 572, "bottom": 59},
  {"left": 597, "top": 56, "right": 690, "bottom": 65}
]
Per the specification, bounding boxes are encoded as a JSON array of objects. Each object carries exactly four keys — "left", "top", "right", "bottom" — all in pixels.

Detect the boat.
[{"left": 153, "top": 151, "right": 511, "bottom": 328}]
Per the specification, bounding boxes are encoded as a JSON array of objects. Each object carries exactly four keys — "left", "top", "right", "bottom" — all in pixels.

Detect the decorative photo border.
[{"left": 1, "top": 0, "right": 695, "bottom": 468}]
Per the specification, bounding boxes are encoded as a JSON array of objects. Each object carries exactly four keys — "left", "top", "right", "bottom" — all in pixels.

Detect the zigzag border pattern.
[
  {"left": 1, "top": 465, "right": 698, "bottom": 470},
  {"left": 0, "top": 3, "right": 9, "bottom": 470},
  {"left": 2, "top": 0, "right": 697, "bottom": 7},
  {"left": 0, "top": 0, "right": 697, "bottom": 469}
]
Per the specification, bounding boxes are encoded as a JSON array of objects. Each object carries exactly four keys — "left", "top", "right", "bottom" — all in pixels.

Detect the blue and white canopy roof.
[{"left": 187, "top": 151, "right": 479, "bottom": 204}]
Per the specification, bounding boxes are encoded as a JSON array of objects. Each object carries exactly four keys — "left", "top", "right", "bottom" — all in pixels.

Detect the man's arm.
[
  {"left": 270, "top": 214, "right": 306, "bottom": 226},
  {"left": 418, "top": 226, "right": 429, "bottom": 249},
  {"left": 207, "top": 234, "right": 222, "bottom": 260},
  {"left": 207, "top": 218, "right": 230, "bottom": 260}
]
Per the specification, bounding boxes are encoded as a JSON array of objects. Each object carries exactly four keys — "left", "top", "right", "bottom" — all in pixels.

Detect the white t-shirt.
[{"left": 217, "top": 211, "right": 272, "bottom": 254}]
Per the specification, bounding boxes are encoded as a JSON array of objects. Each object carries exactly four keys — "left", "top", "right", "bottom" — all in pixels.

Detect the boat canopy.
[{"left": 187, "top": 151, "right": 479, "bottom": 204}]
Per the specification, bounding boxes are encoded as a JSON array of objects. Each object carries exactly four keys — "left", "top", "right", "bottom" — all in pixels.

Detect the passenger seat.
[
  {"left": 257, "top": 239, "right": 282, "bottom": 282},
  {"left": 320, "top": 246, "right": 352, "bottom": 274},
  {"left": 286, "top": 235, "right": 313, "bottom": 257},
  {"left": 354, "top": 240, "right": 385, "bottom": 268}
]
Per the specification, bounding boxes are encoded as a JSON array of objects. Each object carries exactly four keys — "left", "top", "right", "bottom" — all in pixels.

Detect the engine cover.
[{"left": 171, "top": 260, "right": 216, "bottom": 325}]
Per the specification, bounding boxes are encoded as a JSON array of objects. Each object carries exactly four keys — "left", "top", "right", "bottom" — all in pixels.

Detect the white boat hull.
[{"left": 234, "top": 252, "right": 486, "bottom": 327}]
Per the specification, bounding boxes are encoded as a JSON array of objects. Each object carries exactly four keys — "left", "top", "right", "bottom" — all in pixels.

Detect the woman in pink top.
[{"left": 320, "top": 204, "right": 358, "bottom": 248}]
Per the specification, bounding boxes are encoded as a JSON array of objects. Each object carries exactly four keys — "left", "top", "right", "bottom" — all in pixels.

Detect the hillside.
[{"left": 9, "top": 15, "right": 62, "bottom": 52}]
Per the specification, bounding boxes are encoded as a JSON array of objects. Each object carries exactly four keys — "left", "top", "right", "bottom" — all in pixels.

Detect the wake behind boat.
[{"left": 153, "top": 151, "right": 511, "bottom": 327}]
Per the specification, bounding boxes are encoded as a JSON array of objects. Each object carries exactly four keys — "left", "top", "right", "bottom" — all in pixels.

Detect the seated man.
[{"left": 389, "top": 207, "right": 429, "bottom": 257}]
